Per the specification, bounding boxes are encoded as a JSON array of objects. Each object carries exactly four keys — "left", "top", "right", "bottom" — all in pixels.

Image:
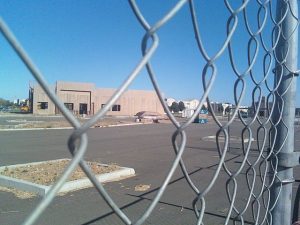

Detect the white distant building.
[
  {"left": 166, "top": 98, "right": 176, "bottom": 107},
  {"left": 222, "top": 103, "right": 232, "bottom": 116},
  {"left": 166, "top": 97, "right": 211, "bottom": 118},
  {"left": 221, "top": 103, "right": 250, "bottom": 116},
  {"left": 239, "top": 106, "right": 249, "bottom": 113},
  {"left": 20, "top": 99, "right": 27, "bottom": 104},
  {"left": 182, "top": 99, "right": 200, "bottom": 110},
  {"left": 13, "top": 99, "right": 19, "bottom": 105},
  {"left": 181, "top": 99, "right": 208, "bottom": 118}
]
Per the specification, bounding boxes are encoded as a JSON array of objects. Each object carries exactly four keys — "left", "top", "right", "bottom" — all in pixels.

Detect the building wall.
[
  {"left": 57, "top": 90, "right": 92, "bottom": 114},
  {"left": 32, "top": 85, "right": 55, "bottom": 115},
  {"left": 32, "top": 81, "right": 164, "bottom": 116},
  {"left": 56, "top": 81, "right": 95, "bottom": 92},
  {"left": 94, "top": 89, "right": 164, "bottom": 116},
  {"left": 56, "top": 81, "right": 95, "bottom": 115}
]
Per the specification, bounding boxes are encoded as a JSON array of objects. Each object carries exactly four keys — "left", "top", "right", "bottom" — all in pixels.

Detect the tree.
[
  {"left": 201, "top": 105, "right": 207, "bottom": 111},
  {"left": 170, "top": 102, "right": 180, "bottom": 113},
  {"left": 178, "top": 101, "right": 185, "bottom": 111},
  {"left": 225, "top": 106, "right": 230, "bottom": 114},
  {"left": 218, "top": 104, "right": 224, "bottom": 113},
  {"left": 0, "top": 98, "right": 13, "bottom": 107}
]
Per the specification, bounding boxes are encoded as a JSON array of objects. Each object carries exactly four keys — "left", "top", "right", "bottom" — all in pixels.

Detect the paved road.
[{"left": 0, "top": 123, "right": 300, "bottom": 225}]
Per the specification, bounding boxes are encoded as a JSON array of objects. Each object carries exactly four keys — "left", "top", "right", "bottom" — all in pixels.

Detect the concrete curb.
[
  {"left": 0, "top": 127, "right": 74, "bottom": 131},
  {"left": 0, "top": 122, "right": 152, "bottom": 131},
  {"left": 0, "top": 159, "right": 135, "bottom": 196},
  {"left": 202, "top": 135, "right": 255, "bottom": 143},
  {"left": 0, "top": 175, "right": 50, "bottom": 196},
  {"left": 94, "top": 122, "right": 151, "bottom": 128}
]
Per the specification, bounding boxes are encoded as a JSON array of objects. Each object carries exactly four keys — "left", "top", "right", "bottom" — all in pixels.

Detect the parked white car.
[{"left": 135, "top": 111, "right": 166, "bottom": 121}]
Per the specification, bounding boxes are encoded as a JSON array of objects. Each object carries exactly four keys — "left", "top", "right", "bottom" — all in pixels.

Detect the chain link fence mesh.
[{"left": 0, "top": 0, "right": 299, "bottom": 224}]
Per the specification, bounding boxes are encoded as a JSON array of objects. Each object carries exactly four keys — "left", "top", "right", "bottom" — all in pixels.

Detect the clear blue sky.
[{"left": 0, "top": 1, "right": 299, "bottom": 107}]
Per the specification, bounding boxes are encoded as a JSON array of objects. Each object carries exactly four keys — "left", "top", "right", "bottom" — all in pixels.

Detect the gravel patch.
[
  {"left": 0, "top": 159, "right": 119, "bottom": 186},
  {"left": 0, "top": 186, "right": 37, "bottom": 199},
  {"left": 134, "top": 184, "right": 151, "bottom": 192}
]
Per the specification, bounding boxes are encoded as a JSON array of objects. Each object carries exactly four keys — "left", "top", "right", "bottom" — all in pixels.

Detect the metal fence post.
[{"left": 271, "top": 0, "right": 298, "bottom": 224}]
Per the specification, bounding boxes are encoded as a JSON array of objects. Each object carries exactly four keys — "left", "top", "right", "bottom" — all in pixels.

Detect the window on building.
[
  {"left": 112, "top": 104, "right": 121, "bottom": 111},
  {"left": 38, "top": 102, "right": 48, "bottom": 110},
  {"left": 64, "top": 103, "right": 74, "bottom": 111},
  {"left": 79, "top": 103, "right": 88, "bottom": 115},
  {"left": 101, "top": 104, "right": 113, "bottom": 111}
]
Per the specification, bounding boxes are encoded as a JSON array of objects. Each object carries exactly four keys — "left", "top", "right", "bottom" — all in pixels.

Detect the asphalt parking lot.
[{"left": 1, "top": 122, "right": 300, "bottom": 225}]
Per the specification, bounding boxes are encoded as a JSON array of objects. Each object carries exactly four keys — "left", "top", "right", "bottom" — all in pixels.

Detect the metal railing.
[{"left": 0, "top": 0, "right": 299, "bottom": 224}]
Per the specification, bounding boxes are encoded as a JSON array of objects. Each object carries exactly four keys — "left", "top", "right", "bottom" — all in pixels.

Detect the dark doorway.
[
  {"left": 79, "top": 103, "right": 88, "bottom": 114},
  {"left": 64, "top": 103, "right": 74, "bottom": 111}
]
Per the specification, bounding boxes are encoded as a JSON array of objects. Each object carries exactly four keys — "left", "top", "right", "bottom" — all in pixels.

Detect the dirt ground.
[
  {"left": 0, "top": 160, "right": 120, "bottom": 198},
  {"left": 0, "top": 114, "right": 171, "bottom": 129},
  {"left": 1, "top": 117, "right": 137, "bottom": 129},
  {"left": 0, "top": 159, "right": 120, "bottom": 186}
]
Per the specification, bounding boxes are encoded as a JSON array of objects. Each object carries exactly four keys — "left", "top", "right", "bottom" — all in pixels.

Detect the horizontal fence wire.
[{"left": 0, "top": 0, "right": 299, "bottom": 224}]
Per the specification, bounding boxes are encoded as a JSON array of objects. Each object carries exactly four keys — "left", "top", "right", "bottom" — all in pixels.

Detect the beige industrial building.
[{"left": 30, "top": 81, "right": 164, "bottom": 116}]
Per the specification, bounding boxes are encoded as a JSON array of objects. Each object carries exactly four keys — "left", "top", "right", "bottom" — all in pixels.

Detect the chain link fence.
[{"left": 0, "top": 0, "right": 299, "bottom": 224}]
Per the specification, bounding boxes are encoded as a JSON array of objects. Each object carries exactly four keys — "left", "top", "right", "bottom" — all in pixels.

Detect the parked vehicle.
[
  {"left": 240, "top": 111, "right": 248, "bottom": 118},
  {"left": 20, "top": 105, "right": 29, "bottom": 112},
  {"left": 135, "top": 111, "right": 166, "bottom": 121}
]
